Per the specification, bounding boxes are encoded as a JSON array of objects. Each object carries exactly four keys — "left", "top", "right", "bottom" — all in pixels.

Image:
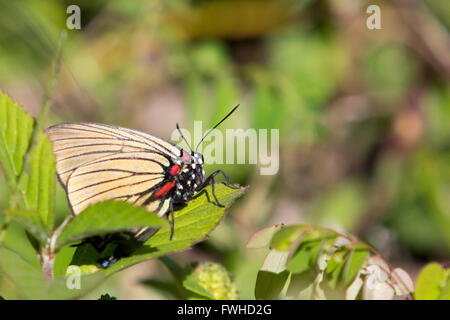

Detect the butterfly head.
[
  {"left": 174, "top": 150, "right": 206, "bottom": 202},
  {"left": 191, "top": 150, "right": 206, "bottom": 187}
]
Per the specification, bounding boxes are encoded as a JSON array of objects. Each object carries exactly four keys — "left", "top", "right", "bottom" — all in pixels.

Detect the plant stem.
[
  {"left": 40, "top": 214, "right": 73, "bottom": 280},
  {"left": 26, "top": 31, "right": 66, "bottom": 279}
]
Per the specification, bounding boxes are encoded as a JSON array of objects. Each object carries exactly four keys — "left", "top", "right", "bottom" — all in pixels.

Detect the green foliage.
[
  {"left": 0, "top": 91, "right": 246, "bottom": 299},
  {"left": 0, "top": 246, "right": 104, "bottom": 299},
  {"left": 143, "top": 257, "right": 238, "bottom": 300},
  {"left": 55, "top": 201, "right": 168, "bottom": 248},
  {"left": 100, "top": 184, "right": 247, "bottom": 274},
  {"left": 98, "top": 293, "right": 117, "bottom": 300},
  {"left": 364, "top": 43, "right": 418, "bottom": 102},
  {"left": 0, "top": 0, "right": 448, "bottom": 301},
  {"left": 3, "top": 209, "right": 49, "bottom": 244},
  {"left": 184, "top": 261, "right": 239, "bottom": 300},
  {"left": 0, "top": 90, "right": 34, "bottom": 190},
  {"left": 415, "top": 263, "right": 450, "bottom": 300},
  {"left": 17, "top": 132, "right": 56, "bottom": 232},
  {"left": 248, "top": 224, "right": 414, "bottom": 300}
]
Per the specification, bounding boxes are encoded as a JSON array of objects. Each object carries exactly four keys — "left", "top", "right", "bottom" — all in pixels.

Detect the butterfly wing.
[{"left": 46, "top": 122, "right": 179, "bottom": 216}]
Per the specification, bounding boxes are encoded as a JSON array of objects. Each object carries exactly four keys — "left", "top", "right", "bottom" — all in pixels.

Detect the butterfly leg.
[
  {"left": 169, "top": 198, "right": 175, "bottom": 240},
  {"left": 201, "top": 170, "right": 239, "bottom": 207},
  {"left": 212, "top": 170, "right": 240, "bottom": 189}
]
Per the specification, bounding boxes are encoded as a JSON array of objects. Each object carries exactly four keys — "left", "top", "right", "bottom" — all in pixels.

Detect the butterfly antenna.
[
  {"left": 196, "top": 104, "right": 240, "bottom": 152},
  {"left": 176, "top": 123, "right": 193, "bottom": 153}
]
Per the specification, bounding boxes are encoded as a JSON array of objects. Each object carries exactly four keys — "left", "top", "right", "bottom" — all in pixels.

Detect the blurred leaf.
[
  {"left": 168, "top": 0, "right": 296, "bottom": 39},
  {"left": 424, "top": 82, "right": 450, "bottom": 146},
  {"left": 17, "top": 131, "right": 55, "bottom": 232},
  {"left": 185, "top": 262, "right": 238, "bottom": 300},
  {"left": 0, "top": 246, "right": 104, "bottom": 299},
  {"left": 1, "top": 220, "right": 41, "bottom": 270},
  {"left": 250, "top": 225, "right": 412, "bottom": 299},
  {"left": 364, "top": 43, "right": 418, "bottom": 102},
  {"left": 246, "top": 224, "right": 283, "bottom": 249},
  {"left": 286, "top": 270, "right": 316, "bottom": 299},
  {"left": 141, "top": 278, "right": 181, "bottom": 299},
  {"left": 326, "top": 249, "right": 348, "bottom": 289},
  {"left": 439, "top": 278, "right": 450, "bottom": 300},
  {"left": 387, "top": 151, "right": 450, "bottom": 256},
  {"left": 287, "top": 245, "right": 312, "bottom": 274},
  {"left": 343, "top": 246, "right": 369, "bottom": 287},
  {"left": 2, "top": 209, "right": 48, "bottom": 243},
  {"left": 415, "top": 263, "right": 449, "bottom": 300},
  {"left": 425, "top": 0, "right": 450, "bottom": 29},
  {"left": 183, "top": 263, "right": 235, "bottom": 300},
  {"left": 286, "top": 232, "right": 331, "bottom": 274},
  {"left": 159, "top": 256, "right": 185, "bottom": 282},
  {"left": 270, "top": 225, "right": 302, "bottom": 251},
  {"left": 310, "top": 180, "right": 365, "bottom": 232},
  {"left": 0, "top": 90, "right": 34, "bottom": 190},
  {"left": 56, "top": 200, "right": 168, "bottom": 248},
  {"left": 269, "top": 30, "right": 347, "bottom": 107},
  {"left": 255, "top": 249, "right": 290, "bottom": 299}
]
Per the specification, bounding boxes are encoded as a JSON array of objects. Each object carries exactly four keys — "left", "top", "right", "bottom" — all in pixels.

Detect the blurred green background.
[{"left": 0, "top": 0, "right": 449, "bottom": 299}]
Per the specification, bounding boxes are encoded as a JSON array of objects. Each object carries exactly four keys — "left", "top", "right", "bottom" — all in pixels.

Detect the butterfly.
[{"left": 45, "top": 105, "right": 239, "bottom": 267}]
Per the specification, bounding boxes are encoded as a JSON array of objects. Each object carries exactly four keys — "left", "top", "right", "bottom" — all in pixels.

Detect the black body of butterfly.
[{"left": 46, "top": 105, "right": 240, "bottom": 268}]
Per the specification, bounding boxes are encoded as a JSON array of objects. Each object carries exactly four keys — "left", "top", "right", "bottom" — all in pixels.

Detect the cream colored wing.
[
  {"left": 67, "top": 151, "right": 171, "bottom": 214},
  {"left": 45, "top": 122, "right": 181, "bottom": 188},
  {"left": 46, "top": 123, "right": 180, "bottom": 216}
]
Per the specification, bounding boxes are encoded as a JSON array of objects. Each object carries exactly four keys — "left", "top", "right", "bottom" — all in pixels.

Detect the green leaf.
[
  {"left": 250, "top": 225, "right": 411, "bottom": 299},
  {"left": 255, "top": 270, "right": 290, "bottom": 300},
  {"left": 246, "top": 224, "right": 283, "bottom": 249},
  {"left": 0, "top": 90, "right": 34, "bottom": 190},
  {"left": 285, "top": 231, "right": 331, "bottom": 274},
  {"left": 0, "top": 246, "right": 104, "bottom": 299},
  {"left": 183, "top": 273, "right": 216, "bottom": 300},
  {"left": 415, "top": 263, "right": 448, "bottom": 300},
  {"left": 101, "top": 184, "right": 247, "bottom": 274},
  {"left": 0, "top": 91, "right": 56, "bottom": 240},
  {"left": 287, "top": 245, "right": 313, "bottom": 274},
  {"left": 287, "top": 270, "right": 316, "bottom": 299},
  {"left": 183, "top": 262, "right": 239, "bottom": 300},
  {"left": 270, "top": 225, "right": 302, "bottom": 251},
  {"left": 343, "top": 246, "right": 369, "bottom": 287},
  {"left": 326, "top": 249, "right": 348, "bottom": 289},
  {"left": 439, "top": 278, "right": 450, "bottom": 300},
  {"left": 56, "top": 200, "right": 169, "bottom": 248},
  {"left": 159, "top": 256, "right": 185, "bottom": 282},
  {"left": 255, "top": 249, "right": 290, "bottom": 300},
  {"left": 17, "top": 131, "right": 56, "bottom": 232},
  {"left": 141, "top": 278, "right": 182, "bottom": 299},
  {"left": 3, "top": 209, "right": 48, "bottom": 243}
]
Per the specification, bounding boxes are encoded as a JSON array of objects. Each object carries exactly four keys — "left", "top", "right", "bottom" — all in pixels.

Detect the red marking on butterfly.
[
  {"left": 169, "top": 164, "right": 181, "bottom": 176},
  {"left": 154, "top": 181, "right": 175, "bottom": 198}
]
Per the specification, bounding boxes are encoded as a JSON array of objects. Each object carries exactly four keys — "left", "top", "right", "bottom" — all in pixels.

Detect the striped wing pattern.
[{"left": 46, "top": 123, "right": 179, "bottom": 217}]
